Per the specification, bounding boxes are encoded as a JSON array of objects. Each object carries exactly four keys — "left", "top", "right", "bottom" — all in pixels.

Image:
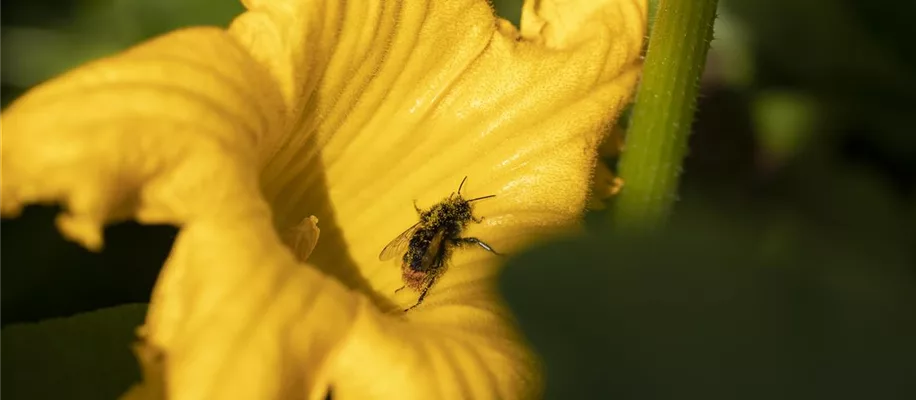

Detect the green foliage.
[
  {"left": 752, "top": 90, "right": 819, "bottom": 163},
  {"left": 2, "top": 304, "right": 148, "bottom": 400},
  {"left": 722, "top": 0, "right": 916, "bottom": 158},
  {"left": 493, "top": 0, "right": 524, "bottom": 25},
  {"left": 2, "top": 0, "right": 243, "bottom": 96},
  {"left": 502, "top": 195, "right": 916, "bottom": 399}
]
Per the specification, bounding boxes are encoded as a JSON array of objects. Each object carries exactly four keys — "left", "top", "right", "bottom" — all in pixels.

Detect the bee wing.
[
  {"left": 418, "top": 229, "right": 447, "bottom": 272},
  {"left": 379, "top": 222, "right": 422, "bottom": 261}
]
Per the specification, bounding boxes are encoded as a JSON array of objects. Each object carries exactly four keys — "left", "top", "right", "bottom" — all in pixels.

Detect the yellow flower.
[{"left": 1, "top": 0, "right": 646, "bottom": 398}]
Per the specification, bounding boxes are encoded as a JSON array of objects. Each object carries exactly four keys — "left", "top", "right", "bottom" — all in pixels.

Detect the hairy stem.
[{"left": 610, "top": 0, "right": 719, "bottom": 230}]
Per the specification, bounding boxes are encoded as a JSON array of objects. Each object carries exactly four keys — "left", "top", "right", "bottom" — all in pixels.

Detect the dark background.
[{"left": 3, "top": 0, "right": 914, "bottom": 398}]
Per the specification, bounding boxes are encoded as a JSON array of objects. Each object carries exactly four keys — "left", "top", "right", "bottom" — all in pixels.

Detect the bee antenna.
[
  {"left": 467, "top": 194, "right": 496, "bottom": 203},
  {"left": 457, "top": 176, "right": 468, "bottom": 195}
]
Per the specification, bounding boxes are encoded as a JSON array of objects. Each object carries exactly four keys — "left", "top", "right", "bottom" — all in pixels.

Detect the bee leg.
[
  {"left": 471, "top": 215, "right": 485, "bottom": 224},
  {"left": 453, "top": 237, "right": 503, "bottom": 256},
  {"left": 394, "top": 285, "right": 407, "bottom": 294},
  {"left": 404, "top": 278, "right": 437, "bottom": 312},
  {"left": 413, "top": 200, "right": 423, "bottom": 215}
]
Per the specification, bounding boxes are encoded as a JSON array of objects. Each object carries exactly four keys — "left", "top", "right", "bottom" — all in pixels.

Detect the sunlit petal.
[
  {"left": 1, "top": 0, "right": 646, "bottom": 398},
  {"left": 230, "top": 0, "right": 646, "bottom": 397}
]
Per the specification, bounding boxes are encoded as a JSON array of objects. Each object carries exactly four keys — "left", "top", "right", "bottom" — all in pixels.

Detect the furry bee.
[{"left": 379, "top": 177, "right": 500, "bottom": 312}]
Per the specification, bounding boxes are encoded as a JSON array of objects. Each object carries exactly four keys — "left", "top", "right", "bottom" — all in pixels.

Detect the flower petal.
[
  {"left": 1, "top": 27, "right": 285, "bottom": 248},
  {"left": 232, "top": 0, "right": 645, "bottom": 300},
  {"left": 2, "top": 0, "right": 647, "bottom": 398},
  {"left": 0, "top": 27, "right": 348, "bottom": 399},
  {"left": 229, "top": 0, "right": 647, "bottom": 398},
  {"left": 144, "top": 214, "right": 362, "bottom": 399}
]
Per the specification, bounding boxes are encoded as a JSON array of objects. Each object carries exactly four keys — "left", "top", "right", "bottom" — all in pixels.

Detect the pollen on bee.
[{"left": 378, "top": 177, "right": 500, "bottom": 311}]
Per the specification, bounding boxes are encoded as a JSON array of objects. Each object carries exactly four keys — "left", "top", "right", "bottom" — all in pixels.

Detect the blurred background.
[{"left": 2, "top": 0, "right": 914, "bottom": 398}]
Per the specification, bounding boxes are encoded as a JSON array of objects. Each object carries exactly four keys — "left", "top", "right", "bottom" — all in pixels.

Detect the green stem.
[{"left": 610, "top": 0, "right": 718, "bottom": 230}]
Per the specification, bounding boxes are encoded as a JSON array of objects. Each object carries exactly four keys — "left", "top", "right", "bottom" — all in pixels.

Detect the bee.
[{"left": 379, "top": 177, "right": 500, "bottom": 312}]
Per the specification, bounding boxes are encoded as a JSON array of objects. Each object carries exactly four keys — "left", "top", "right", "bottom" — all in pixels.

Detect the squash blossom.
[{"left": 0, "top": 0, "right": 645, "bottom": 398}]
